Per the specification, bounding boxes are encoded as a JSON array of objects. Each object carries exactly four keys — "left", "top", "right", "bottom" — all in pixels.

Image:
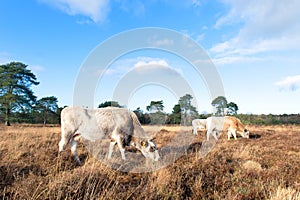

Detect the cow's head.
[
  {"left": 131, "top": 138, "right": 160, "bottom": 161},
  {"left": 242, "top": 129, "right": 250, "bottom": 139}
]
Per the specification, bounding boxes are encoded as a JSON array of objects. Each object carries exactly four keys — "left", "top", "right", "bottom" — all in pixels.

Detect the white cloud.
[
  {"left": 111, "top": 57, "right": 158, "bottom": 73},
  {"left": 40, "top": 0, "right": 110, "bottom": 23},
  {"left": 210, "top": 41, "right": 231, "bottom": 54},
  {"left": 134, "top": 59, "right": 168, "bottom": 69},
  {"left": 180, "top": 30, "right": 205, "bottom": 44},
  {"left": 275, "top": 75, "right": 300, "bottom": 91},
  {"left": 212, "top": 56, "right": 262, "bottom": 65},
  {"left": 101, "top": 57, "right": 179, "bottom": 77},
  {"left": 211, "top": 0, "right": 300, "bottom": 64},
  {"left": 0, "top": 54, "right": 46, "bottom": 74},
  {"left": 107, "top": 57, "right": 182, "bottom": 77},
  {"left": 133, "top": 59, "right": 182, "bottom": 76},
  {"left": 196, "top": 33, "right": 205, "bottom": 42},
  {"left": 39, "top": 0, "right": 205, "bottom": 24}
]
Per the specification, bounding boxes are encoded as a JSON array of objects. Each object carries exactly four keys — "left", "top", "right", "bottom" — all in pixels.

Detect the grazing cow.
[
  {"left": 59, "top": 106, "right": 160, "bottom": 164},
  {"left": 192, "top": 119, "right": 207, "bottom": 135},
  {"left": 206, "top": 116, "right": 249, "bottom": 141}
]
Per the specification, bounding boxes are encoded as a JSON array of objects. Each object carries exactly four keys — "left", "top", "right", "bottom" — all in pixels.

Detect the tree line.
[
  {"left": 98, "top": 96, "right": 198, "bottom": 125},
  {"left": 1, "top": 62, "right": 299, "bottom": 126},
  {"left": 0, "top": 62, "right": 60, "bottom": 125}
]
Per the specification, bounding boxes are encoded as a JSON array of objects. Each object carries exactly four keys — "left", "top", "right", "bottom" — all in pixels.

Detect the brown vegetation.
[{"left": 0, "top": 124, "right": 299, "bottom": 199}]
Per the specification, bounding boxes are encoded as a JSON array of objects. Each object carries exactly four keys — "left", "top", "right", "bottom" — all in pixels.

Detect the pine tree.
[{"left": 0, "top": 62, "right": 39, "bottom": 125}]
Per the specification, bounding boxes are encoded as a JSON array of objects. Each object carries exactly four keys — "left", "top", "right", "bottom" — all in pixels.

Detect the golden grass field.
[{"left": 0, "top": 124, "right": 299, "bottom": 199}]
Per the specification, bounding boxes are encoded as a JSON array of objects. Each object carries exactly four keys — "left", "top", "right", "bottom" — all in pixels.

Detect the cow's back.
[
  {"left": 94, "top": 107, "right": 133, "bottom": 136},
  {"left": 223, "top": 116, "right": 244, "bottom": 131},
  {"left": 207, "top": 116, "right": 225, "bottom": 130},
  {"left": 61, "top": 106, "right": 145, "bottom": 140}
]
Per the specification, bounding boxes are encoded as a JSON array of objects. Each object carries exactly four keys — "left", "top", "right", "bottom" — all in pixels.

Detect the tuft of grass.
[
  {"left": 269, "top": 186, "right": 300, "bottom": 200},
  {"left": 242, "top": 160, "right": 262, "bottom": 172}
]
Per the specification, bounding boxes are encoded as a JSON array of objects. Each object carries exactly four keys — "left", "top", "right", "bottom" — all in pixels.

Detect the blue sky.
[{"left": 1, "top": 0, "right": 300, "bottom": 114}]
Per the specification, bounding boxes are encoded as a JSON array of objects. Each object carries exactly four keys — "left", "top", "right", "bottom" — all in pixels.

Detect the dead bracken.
[{"left": 0, "top": 124, "right": 299, "bottom": 200}]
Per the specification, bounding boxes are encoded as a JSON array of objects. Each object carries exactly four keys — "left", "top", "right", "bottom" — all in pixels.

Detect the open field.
[{"left": 0, "top": 124, "right": 299, "bottom": 199}]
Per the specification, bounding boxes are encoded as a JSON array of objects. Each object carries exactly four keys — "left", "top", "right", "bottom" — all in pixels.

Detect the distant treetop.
[{"left": 98, "top": 101, "right": 122, "bottom": 108}]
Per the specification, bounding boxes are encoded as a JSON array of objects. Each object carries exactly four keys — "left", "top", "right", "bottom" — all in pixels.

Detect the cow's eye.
[{"left": 141, "top": 141, "right": 147, "bottom": 147}]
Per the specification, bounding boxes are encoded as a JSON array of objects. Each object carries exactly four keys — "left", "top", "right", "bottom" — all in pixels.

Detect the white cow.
[
  {"left": 206, "top": 116, "right": 250, "bottom": 141},
  {"left": 59, "top": 106, "right": 160, "bottom": 164},
  {"left": 192, "top": 119, "right": 207, "bottom": 135}
]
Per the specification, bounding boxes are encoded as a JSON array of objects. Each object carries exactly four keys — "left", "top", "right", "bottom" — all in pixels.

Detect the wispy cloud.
[
  {"left": 147, "top": 37, "right": 174, "bottom": 47},
  {"left": 134, "top": 59, "right": 171, "bottom": 72},
  {"left": 30, "top": 65, "right": 45, "bottom": 73},
  {"left": 39, "top": 0, "right": 205, "bottom": 24},
  {"left": 116, "top": 0, "right": 145, "bottom": 17},
  {"left": 102, "top": 57, "right": 182, "bottom": 77},
  {"left": 275, "top": 75, "right": 300, "bottom": 91},
  {"left": 134, "top": 60, "right": 168, "bottom": 69},
  {"left": 191, "top": 0, "right": 201, "bottom": 7},
  {"left": 210, "top": 0, "right": 300, "bottom": 64},
  {"left": 40, "top": 0, "right": 110, "bottom": 23},
  {"left": 133, "top": 59, "right": 183, "bottom": 77},
  {"left": 212, "top": 56, "right": 262, "bottom": 65},
  {"left": 180, "top": 30, "right": 206, "bottom": 44},
  {"left": 107, "top": 57, "right": 158, "bottom": 76},
  {"left": 0, "top": 54, "right": 45, "bottom": 74}
]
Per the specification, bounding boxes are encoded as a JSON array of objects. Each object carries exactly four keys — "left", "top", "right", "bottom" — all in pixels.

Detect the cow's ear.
[{"left": 141, "top": 141, "right": 147, "bottom": 147}]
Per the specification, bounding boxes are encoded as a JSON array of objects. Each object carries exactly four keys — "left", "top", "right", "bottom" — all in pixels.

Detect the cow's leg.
[
  {"left": 212, "top": 130, "right": 218, "bottom": 141},
  {"left": 59, "top": 126, "right": 70, "bottom": 152},
  {"left": 206, "top": 128, "right": 214, "bottom": 141},
  {"left": 107, "top": 139, "right": 117, "bottom": 159},
  {"left": 206, "top": 130, "right": 210, "bottom": 141},
  {"left": 110, "top": 127, "right": 126, "bottom": 160},
  {"left": 115, "top": 135, "right": 126, "bottom": 160},
  {"left": 70, "top": 140, "right": 81, "bottom": 164},
  {"left": 227, "top": 130, "right": 231, "bottom": 140},
  {"left": 59, "top": 137, "right": 67, "bottom": 152},
  {"left": 232, "top": 130, "right": 237, "bottom": 140},
  {"left": 229, "top": 128, "right": 237, "bottom": 140},
  {"left": 193, "top": 126, "right": 198, "bottom": 135},
  {"left": 207, "top": 128, "right": 218, "bottom": 141},
  {"left": 154, "top": 150, "right": 160, "bottom": 161}
]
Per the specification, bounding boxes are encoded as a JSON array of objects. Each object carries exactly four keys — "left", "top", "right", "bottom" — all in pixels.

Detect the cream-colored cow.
[
  {"left": 59, "top": 106, "right": 160, "bottom": 164},
  {"left": 206, "top": 116, "right": 249, "bottom": 141},
  {"left": 192, "top": 119, "right": 207, "bottom": 135}
]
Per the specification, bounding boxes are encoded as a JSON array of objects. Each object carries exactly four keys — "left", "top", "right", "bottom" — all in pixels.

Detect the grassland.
[{"left": 0, "top": 124, "right": 299, "bottom": 199}]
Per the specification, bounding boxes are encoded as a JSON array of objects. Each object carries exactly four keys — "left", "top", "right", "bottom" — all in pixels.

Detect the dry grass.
[
  {"left": 0, "top": 124, "right": 299, "bottom": 199},
  {"left": 269, "top": 186, "right": 300, "bottom": 200}
]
